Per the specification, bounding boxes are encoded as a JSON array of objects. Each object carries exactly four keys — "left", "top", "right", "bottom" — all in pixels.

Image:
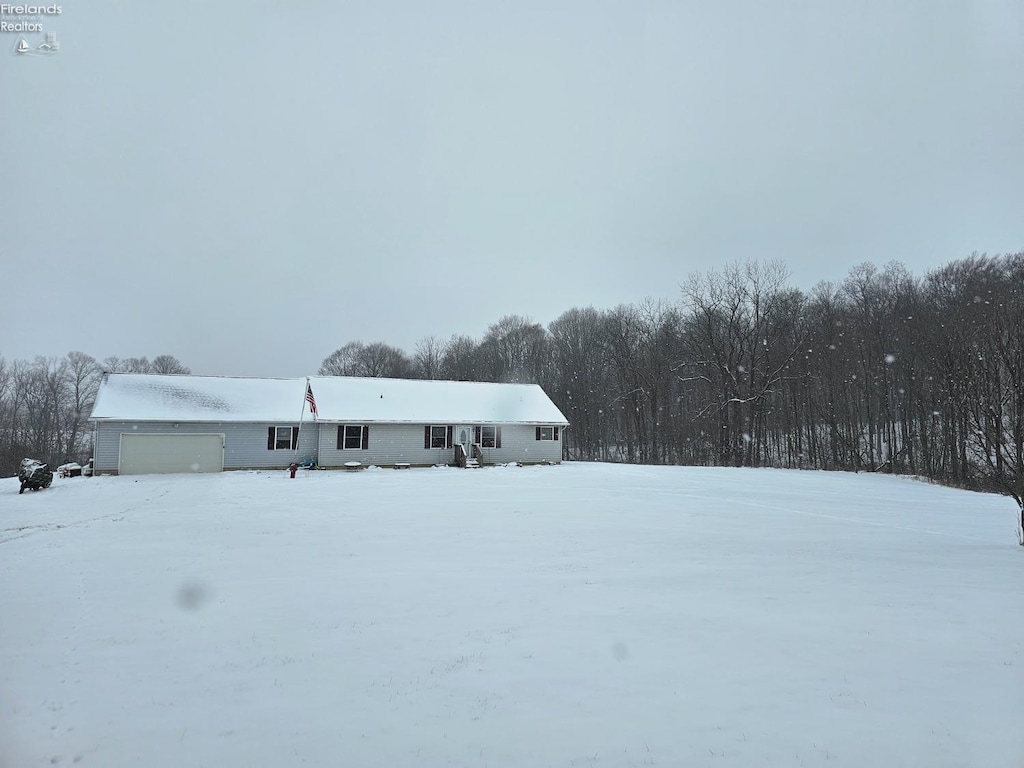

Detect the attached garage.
[{"left": 118, "top": 433, "right": 224, "bottom": 475}]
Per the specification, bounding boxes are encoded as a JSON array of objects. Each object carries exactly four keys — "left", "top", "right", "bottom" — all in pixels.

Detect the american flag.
[{"left": 305, "top": 383, "right": 318, "bottom": 417}]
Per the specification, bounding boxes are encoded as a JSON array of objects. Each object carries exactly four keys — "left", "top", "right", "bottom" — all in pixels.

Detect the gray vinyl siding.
[
  {"left": 93, "top": 420, "right": 563, "bottom": 472},
  {"left": 317, "top": 423, "right": 444, "bottom": 467},
  {"left": 474, "top": 424, "right": 563, "bottom": 465},
  {"left": 316, "top": 423, "right": 563, "bottom": 467},
  {"left": 93, "top": 421, "right": 319, "bottom": 473}
]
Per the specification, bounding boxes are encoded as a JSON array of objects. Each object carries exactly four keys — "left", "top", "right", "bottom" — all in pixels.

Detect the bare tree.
[
  {"left": 318, "top": 341, "right": 412, "bottom": 378},
  {"left": 599, "top": 304, "right": 647, "bottom": 462},
  {"left": 413, "top": 336, "right": 445, "bottom": 380},
  {"left": 354, "top": 342, "right": 412, "bottom": 378},
  {"left": 12, "top": 357, "right": 68, "bottom": 465},
  {"left": 64, "top": 351, "right": 101, "bottom": 462},
  {"left": 99, "top": 354, "right": 190, "bottom": 375},
  {"left": 592, "top": 301, "right": 686, "bottom": 464},
  {"left": 0, "top": 355, "right": 15, "bottom": 472},
  {"left": 150, "top": 355, "right": 191, "bottom": 374},
  {"left": 440, "top": 335, "right": 481, "bottom": 381},
  {"left": 549, "top": 307, "right": 610, "bottom": 461},
  {"left": 952, "top": 253, "right": 1024, "bottom": 541},
  {"left": 478, "top": 315, "right": 548, "bottom": 383},
  {"left": 319, "top": 342, "right": 365, "bottom": 376},
  {"left": 677, "top": 261, "right": 807, "bottom": 466},
  {"left": 101, "top": 356, "right": 125, "bottom": 373},
  {"left": 123, "top": 356, "right": 152, "bottom": 373}
]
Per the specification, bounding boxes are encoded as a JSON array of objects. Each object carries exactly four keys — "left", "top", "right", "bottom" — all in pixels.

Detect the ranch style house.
[{"left": 89, "top": 373, "right": 569, "bottom": 475}]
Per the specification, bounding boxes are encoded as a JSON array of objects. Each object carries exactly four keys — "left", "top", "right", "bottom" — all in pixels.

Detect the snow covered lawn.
[{"left": 2, "top": 463, "right": 1022, "bottom": 767}]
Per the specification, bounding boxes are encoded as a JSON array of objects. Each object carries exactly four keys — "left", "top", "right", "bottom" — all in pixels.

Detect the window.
[
  {"left": 337, "top": 425, "right": 369, "bottom": 450},
  {"left": 475, "top": 425, "right": 501, "bottom": 448},
  {"left": 267, "top": 426, "right": 298, "bottom": 450},
  {"left": 431, "top": 425, "right": 449, "bottom": 448},
  {"left": 536, "top": 426, "right": 559, "bottom": 441},
  {"left": 424, "top": 425, "right": 452, "bottom": 449}
]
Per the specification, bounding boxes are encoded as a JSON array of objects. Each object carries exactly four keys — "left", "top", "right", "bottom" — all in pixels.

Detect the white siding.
[
  {"left": 94, "top": 420, "right": 563, "bottom": 473},
  {"left": 316, "top": 423, "right": 563, "bottom": 467}
]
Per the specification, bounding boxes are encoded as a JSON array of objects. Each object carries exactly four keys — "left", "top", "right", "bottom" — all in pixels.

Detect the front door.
[{"left": 456, "top": 425, "right": 473, "bottom": 463}]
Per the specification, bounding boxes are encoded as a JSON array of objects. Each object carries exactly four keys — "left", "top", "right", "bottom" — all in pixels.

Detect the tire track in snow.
[
  {"left": 0, "top": 509, "right": 131, "bottom": 544},
  {"left": 1, "top": 487, "right": 172, "bottom": 544}
]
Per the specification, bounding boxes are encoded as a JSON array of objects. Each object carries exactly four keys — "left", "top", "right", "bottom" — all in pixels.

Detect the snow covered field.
[{"left": 2, "top": 463, "right": 1022, "bottom": 768}]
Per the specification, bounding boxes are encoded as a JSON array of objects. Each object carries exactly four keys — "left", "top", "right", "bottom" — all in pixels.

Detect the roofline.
[
  {"left": 319, "top": 419, "right": 569, "bottom": 425},
  {"left": 101, "top": 372, "right": 304, "bottom": 381},
  {"left": 90, "top": 417, "right": 569, "bottom": 425},
  {"left": 310, "top": 375, "right": 545, "bottom": 386},
  {"left": 100, "top": 372, "right": 548, "bottom": 388}
]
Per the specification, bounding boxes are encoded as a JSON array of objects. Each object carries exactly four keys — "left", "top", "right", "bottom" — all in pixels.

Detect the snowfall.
[{"left": 2, "top": 464, "right": 1022, "bottom": 768}]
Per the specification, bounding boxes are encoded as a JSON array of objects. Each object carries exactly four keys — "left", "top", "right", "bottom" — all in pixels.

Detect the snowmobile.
[{"left": 18, "top": 458, "right": 53, "bottom": 494}]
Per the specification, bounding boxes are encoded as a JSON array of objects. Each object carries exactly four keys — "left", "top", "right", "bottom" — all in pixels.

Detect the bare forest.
[
  {"left": 3, "top": 254, "right": 1021, "bottom": 529},
  {"left": 319, "top": 254, "right": 1024, "bottom": 526},
  {"left": 0, "top": 355, "right": 189, "bottom": 477}
]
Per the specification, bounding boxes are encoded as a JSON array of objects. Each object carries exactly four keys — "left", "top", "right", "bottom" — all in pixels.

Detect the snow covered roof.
[
  {"left": 90, "top": 374, "right": 568, "bottom": 425},
  {"left": 309, "top": 376, "right": 568, "bottom": 425},
  {"left": 90, "top": 374, "right": 309, "bottom": 422}
]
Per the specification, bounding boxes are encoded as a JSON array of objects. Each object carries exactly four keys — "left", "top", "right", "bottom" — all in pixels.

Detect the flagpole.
[{"left": 295, "top": 377, "right": 308, "bottom": 462}]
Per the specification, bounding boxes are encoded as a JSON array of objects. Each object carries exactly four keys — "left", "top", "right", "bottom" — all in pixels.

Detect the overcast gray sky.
[{"left": 1, "top": 1, "right": 1022, "bottom": 377}]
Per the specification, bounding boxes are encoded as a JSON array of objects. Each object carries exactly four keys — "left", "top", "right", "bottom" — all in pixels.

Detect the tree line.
[
  {"left": 0, "top": 354, "right": 189, "bottom": 477},
  {"left": 3, "top": 253, "right": 1020, "bottom": 539},
  {"left": 320, "top": 253, "right": 1022, "bottom": 534}
]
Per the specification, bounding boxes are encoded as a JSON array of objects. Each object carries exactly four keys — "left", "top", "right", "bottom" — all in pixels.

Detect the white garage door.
[{"left": 119, "top": 433, "right": 225, "bottom": 475}]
